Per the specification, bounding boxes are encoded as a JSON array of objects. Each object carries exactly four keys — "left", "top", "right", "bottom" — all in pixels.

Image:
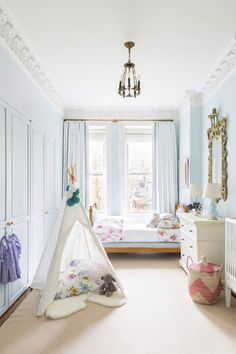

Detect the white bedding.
[
  {"left": 93, "top": 219, "right": 180, "bottom": 244},
  {"left": 123, "top": 223, "right": 158, "bottom": 242}
]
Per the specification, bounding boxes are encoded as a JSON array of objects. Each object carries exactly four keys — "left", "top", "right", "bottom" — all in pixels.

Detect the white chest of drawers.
[{"left": 178, "top": 213, "right": 225, "bottom": 274}]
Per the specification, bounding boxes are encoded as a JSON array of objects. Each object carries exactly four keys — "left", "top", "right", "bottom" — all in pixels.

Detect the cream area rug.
[
  {"left": 1, "top": 254, "right": 236, "bottom": 354},
  {"left": 45, "top": 290, "right": 127, "bottom": 319}
]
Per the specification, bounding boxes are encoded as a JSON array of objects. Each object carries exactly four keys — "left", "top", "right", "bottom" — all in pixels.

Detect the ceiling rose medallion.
[{"left": 118, "top": 42, "right": 140, "bottom": 98}]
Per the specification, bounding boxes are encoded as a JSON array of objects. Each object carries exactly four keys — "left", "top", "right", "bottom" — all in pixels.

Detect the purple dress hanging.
[{"left": 0, "top": 234, "right": 22, "bottom": 284}]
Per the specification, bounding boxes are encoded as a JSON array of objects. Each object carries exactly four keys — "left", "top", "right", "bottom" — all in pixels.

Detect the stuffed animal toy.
[
  {"left": 99, "top": 273, "right": 117, "bottom": 297},
  {"left": 147, "top": 213, "right": 160, "bottom": 228}
]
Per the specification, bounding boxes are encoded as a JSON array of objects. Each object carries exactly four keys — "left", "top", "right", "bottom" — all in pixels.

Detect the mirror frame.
[{"left": 207, "top": 107, "right": 228, "bottom": 201}]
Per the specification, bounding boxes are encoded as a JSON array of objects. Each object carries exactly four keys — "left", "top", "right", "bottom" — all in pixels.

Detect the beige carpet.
[{"left": 1, "top": 254, "right": 236, "bottom": 354}]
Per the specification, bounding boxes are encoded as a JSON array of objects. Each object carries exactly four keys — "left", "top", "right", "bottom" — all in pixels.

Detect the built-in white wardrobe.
[{"left": 0, "top": 98, "right": 62, "bottom": 316}]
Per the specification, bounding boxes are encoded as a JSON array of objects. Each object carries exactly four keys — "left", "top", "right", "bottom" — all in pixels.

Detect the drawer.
[
  {"left": 179, "top": 220, "right": 197, "bottom": 240},
  {"left": 180, "top": 245, "right": 187, "bottom": 268},
  {"left": 186, "top": 237, "right": 197, "bottom": 262},
  {"left": 180, "top": 232, "right": 197, "bottom": 269}
]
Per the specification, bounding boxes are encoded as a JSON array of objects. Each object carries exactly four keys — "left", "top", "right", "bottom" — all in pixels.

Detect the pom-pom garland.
[{"left": 66, "top": 184, "right": 80, "bottom": 207}]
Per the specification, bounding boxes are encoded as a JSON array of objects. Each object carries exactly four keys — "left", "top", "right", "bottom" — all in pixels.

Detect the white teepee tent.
[{"left": 32, "top": 169, "right": 126, "bottom": 318}]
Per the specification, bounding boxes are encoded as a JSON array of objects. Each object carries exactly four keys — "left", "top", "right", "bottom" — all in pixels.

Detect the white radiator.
[{"left": 225, "top": 218, "right": 236, "bottom": 307}]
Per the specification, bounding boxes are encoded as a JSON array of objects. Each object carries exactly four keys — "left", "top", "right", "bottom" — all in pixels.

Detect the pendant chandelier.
[{"left": 118, "top": 42, "right": 140, "bottom": 98}]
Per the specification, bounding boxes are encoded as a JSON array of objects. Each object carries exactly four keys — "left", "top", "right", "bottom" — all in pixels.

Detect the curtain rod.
[{"left": 64, "top": 119, "right": 174, "bottom": 122}]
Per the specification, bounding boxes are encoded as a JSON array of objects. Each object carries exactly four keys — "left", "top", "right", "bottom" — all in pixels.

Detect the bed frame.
[
  {"left": 102, "top": 246, "right": 180, "bottom": 254},
  {"left": 89, "top": 205, "right": 180, "bottom": 254}
]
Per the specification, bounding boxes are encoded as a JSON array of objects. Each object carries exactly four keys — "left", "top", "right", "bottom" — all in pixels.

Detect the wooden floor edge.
[
  {"left": 0, "top": 288, "right": 32, "bottom": 327},
  {"left": 105, "top": 247, "right": 180, "bottom": 253}
]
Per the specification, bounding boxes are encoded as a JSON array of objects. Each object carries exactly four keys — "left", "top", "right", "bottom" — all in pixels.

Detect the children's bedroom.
[{"left": 0, "top": 1, "right": 236, "bottom": 353}]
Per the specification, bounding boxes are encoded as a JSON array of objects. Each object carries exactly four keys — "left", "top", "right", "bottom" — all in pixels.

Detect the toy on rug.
[{"left": 99, "top": 273, "right": 117, "bottom": 297}]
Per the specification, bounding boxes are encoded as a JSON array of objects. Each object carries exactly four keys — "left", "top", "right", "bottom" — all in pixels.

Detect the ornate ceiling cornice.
[
  {"left": 0, "top": 1, "right": 64, "bottom": 113},
  {"left": 201, "top": 36, "right": 236, "bottom": 100},
  {"left": 64, "top": 107, "right": 178, "bottom": 120},
  {"left": 178, "top": 36, "right": 236, "bottom": 112}
]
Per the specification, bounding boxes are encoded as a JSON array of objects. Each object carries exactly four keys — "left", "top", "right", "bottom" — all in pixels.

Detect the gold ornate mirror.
[{"left": 207, "top": 108, "right": 228, "bottom": 201}]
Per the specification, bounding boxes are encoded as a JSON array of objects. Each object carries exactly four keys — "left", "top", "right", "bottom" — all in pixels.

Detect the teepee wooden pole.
[{"left": 67, "top": 164, "right": 76, "bottom": 184}]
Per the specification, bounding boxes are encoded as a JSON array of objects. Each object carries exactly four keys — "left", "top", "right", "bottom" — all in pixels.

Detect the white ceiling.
[{"left": 4, "top": 0, "right": 236, "bottom": 110}]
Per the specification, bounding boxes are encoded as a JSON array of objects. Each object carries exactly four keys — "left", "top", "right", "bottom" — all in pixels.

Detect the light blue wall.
[
  {"left": 179, "top": 107, "right": 190, "bottom": 204},
  {"left": 202, "top": 70, "right": 236, "bottom": 218},
  {"left": 179, "top": 104, "right": 202, "bottom": 205},
  {"left": 190, "top": 105, "right": 203, "bottom": 185}
]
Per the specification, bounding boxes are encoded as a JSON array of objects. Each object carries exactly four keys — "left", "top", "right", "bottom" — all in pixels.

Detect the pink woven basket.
[{"left": 187, "top": 255, "right": 223, "bottom": 304}]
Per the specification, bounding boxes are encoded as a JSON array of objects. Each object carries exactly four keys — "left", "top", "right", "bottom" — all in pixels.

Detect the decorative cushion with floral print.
[
  {"left": 158, "top": 229, "right": 180, "bottom": 242},
  {"left": 54, "top": 259, "right": 108, "bottom": 300},
  {"left": 158, "top": 218, "right": 180, "bottom": 229}
]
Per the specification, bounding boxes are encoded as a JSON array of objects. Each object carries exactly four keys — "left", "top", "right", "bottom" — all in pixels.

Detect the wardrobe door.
[
  {"left": 0, "top": 102, "right": 9, "bottom": 316},
  {"left": 30, "top": 125, "right": 45, "bottom": 282},
  {"left": 8, "top": 112, "right": 30, "bottom": 305},
  {"left": 0, "top": 103, "right": 7, "bottom": 226},
  {"left": 44, "top": 136, "right": 56, "bottom": 243},
  {"left": 55, "top": 143, "right": 62, "bottom": 209}
]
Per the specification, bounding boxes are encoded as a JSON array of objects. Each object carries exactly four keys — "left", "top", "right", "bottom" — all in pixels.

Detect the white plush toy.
[
  {"left": 66, "top": 191, "right": 73, "bottom": 199},
  {"left": 69, "top": 184, "right": 77, "bottom": 193},
  {"left": 147, "top": 213, "right": 160, "bottom": 228}
]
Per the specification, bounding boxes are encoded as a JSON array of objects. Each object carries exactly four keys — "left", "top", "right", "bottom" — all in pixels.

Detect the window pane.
[
  {"left": 89, "top": 141, "right": 104, "bottom": 174},
  {"left": 127, "top": 133, "right": 153, "bottom": 213},
  {"left": 88, "top": 126, "right": 106, "bottom": 212},
  {"left": 89, "top": 175, "right": 105, "bottom": 211},
  {"left": 128, "top": 174, "right": 152, "bottom": 212},
  {"left": 128, "top": 141, "right": 152, "bottom": 174}
]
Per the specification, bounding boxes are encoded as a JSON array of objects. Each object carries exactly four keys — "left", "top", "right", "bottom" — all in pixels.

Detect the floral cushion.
[
  {"left": 54, "top": 259, "right": 108, "bottom": 300},
  {"left": 158, "top": 218, "right": 180, "bottom": 229},
  {"left": 158, "top": 229, "right": 180, "bottom": 242},
  {"left": 159, "top": 213, "right": 173, "bottom": 220},
  {"left": 54, "top": 276, "right": 96, "bottom": 300},
  {"left": 70, "top": 259, "right": 108, "bottom": 285},
  {"left": 93, "top": 217, "right": 124, "bottom": 243}
]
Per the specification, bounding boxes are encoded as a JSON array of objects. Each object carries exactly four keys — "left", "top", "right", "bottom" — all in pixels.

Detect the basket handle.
[
  {"left": 186, "top": 256, "right": 194, "bottom": 271},
  {"left": 219, "top": 264, "right": 224, "bottom": 274}
]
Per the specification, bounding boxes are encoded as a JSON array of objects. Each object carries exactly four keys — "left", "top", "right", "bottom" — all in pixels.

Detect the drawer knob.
[
  {"left": 189, "top": 245, "right": 193, "bottom": 248},
  {"left": 181, "top": 254, "right": 185, "bottom": 257},
  {"left": 189, "top": 230, "right": 193, "bottom": 233},
  {"left": 181, "top": 238, "right": 185, "bottom": 241},
  {"left": 181, "top": 224, "right": 184, "bottom": 227}
]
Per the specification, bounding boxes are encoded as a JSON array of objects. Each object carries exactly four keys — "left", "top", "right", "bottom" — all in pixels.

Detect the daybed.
[{"left": 89, "top": 206, "right": 180, "bottom": 254}]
